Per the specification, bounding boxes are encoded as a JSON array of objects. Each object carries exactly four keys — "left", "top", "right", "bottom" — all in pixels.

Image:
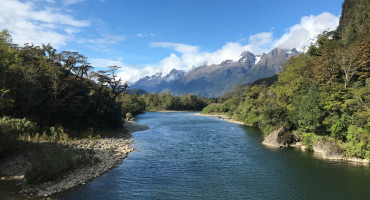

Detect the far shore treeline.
[
  {"left": 202, "top": 0, "right": 369, "bottom": 160},
  {"left": 0, "top": 30, "right": 211, "bottom": 155}
]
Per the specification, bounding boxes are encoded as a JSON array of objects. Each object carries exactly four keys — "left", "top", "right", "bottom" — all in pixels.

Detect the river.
[{"left": 59, "top": 112, "right": 370, "bottom": 200}]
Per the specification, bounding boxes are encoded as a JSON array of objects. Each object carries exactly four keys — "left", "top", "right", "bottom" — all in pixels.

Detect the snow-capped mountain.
[{"left": 131, "top": 48, "right": 300, "bottom": 97}]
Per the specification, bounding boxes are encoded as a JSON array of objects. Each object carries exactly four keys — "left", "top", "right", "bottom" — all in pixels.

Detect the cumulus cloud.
[
  {"left": 151, "top": 42, "right": 199, "bottom": 54},
  {"left": 91, "top": 12, "right": 339, "bottom": 83},
  {"left": 89, "top": 58, "right": 157, "bottom": 83},
  {"left": 144, "top": 32, "right": 275, "bottom": 76},
  {"left": 125, "top": 12, "right": 339, "bottom": 82},
  {"left": 0, "top": 0, "right": 89, "bottom": 48},
  {"left": 273, "top": 12, "right": 339, "bottom": 50}
]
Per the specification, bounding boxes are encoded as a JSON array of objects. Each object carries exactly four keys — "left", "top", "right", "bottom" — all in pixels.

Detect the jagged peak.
[{"left": 221, "top": 60, "right": 233, "bottom": 65}]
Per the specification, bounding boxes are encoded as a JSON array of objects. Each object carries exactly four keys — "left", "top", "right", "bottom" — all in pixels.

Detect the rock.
[
  {"left": 262, "top": 127, "right": 292, "bottom": 148},
  {"left": 313, "top": 141, "right": 345, "bottom": 160}
]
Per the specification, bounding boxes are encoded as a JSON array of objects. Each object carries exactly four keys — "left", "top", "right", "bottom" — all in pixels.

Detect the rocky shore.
[
  {"left": 195, "top": 113, "right": 245, "bottom": 125},
  {"left": 0, "top": 121, "right": 149, "bottom": 198},
  {"left": 262, "top": 126, "right": 369, "bottom": 164}
]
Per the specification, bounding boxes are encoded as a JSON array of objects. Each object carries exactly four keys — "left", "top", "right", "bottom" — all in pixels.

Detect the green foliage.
[
  {"left": 0, "top": 116, "right": 39, "bottom": 154},
  {"left": 126, "top": 112, "right": 133, "bottom": 120},
  {"left": 199, "top": 0, "right": 370, "bottom": 159},
  {"left": 301, "top": 133, "right": 319, "bottom": 151},
  {"left": 244, "top": 111, "right": 259, "bottom": 127},
  {"left": 330, "top": 115, "right": 348, "bottom": 139},
  {"left": 0, "top": 116, "right": 38, "bottom": 136},
  {"left": 294, "top": 84, "right": 324, "bottom": 134},
  {"left": 0, "top": 31, "right": 127, "bottom": 132},
  {"left": 25, "top": 147, "right": 92, "bottom": 184},
  {"left": 342, "top": 125, "right": 370, "bottom": 160},
  {"left": 139, "top": 92, "right": 208, "bottom": 111},
  {"left": 336, "top": 0, "right": 370, "bottom": 44}
]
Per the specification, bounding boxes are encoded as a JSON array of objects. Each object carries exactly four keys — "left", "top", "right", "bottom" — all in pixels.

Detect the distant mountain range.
[{"left": 131, "top": 48, "right": 300, "bottom": 97}]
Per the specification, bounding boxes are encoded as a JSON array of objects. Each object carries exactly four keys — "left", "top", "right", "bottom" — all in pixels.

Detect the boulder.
[
  {"left": 313, "top": 141, "right": 345, "bottom": 160},
  {"left": 262, "top": 127, "right": 292, "bottom": 148}
]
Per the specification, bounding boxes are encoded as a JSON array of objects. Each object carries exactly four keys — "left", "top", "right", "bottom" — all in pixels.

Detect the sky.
[{"left": 0, "top": 0, "right": 343, "bottom": 83}]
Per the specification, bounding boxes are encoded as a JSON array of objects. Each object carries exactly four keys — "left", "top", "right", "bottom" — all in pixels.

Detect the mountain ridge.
[{"left": 131, "top": 48, "right": 300, "bottom": 97}]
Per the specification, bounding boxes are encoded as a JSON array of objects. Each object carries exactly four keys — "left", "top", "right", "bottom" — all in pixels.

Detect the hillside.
[{"left": 202, "top": 0, "right": 370, "bottom": 161}]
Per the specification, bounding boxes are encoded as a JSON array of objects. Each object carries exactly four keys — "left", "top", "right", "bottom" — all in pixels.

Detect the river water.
[{"left": 59, "top": 112, "right": 370, "bottom": 200}]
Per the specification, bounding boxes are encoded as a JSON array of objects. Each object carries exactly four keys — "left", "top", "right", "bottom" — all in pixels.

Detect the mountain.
[
  {"left": 124, "top": 88, "right": 148, "bottom": 95},
  {"left": 131, "top": 48, "right": 299, "bottom": 97},
  {"left": 336, "top": 0, "right": 370, "bottom": 44},
  {"left": 131, "top": 69, "right": 185, "bottom": 93}
]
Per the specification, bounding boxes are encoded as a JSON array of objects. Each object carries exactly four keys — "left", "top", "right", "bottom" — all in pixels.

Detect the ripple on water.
[{"left": 59, "top": 112, "right": 370, "bottom": 200}]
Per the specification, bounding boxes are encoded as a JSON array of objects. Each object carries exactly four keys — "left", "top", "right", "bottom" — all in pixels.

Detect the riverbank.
[
  {"left": 195, "top": 113, "right": 245, "bottom": 125},
  {"left": 195, "top": 113, "right": 368, "bottom": 165},
  {"left": 0, "top": 121, "right": 149, "bottom": 198},
  {"left": 149, "top": 110, "right": 194, "bottom": 113},
  {"left": 261, "top": 127, "right": 369, "bottom": 165}
]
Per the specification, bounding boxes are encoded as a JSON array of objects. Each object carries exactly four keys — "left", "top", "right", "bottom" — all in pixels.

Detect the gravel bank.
[{"left": 0, "top": 121, "right": 149, "bottom": 198}]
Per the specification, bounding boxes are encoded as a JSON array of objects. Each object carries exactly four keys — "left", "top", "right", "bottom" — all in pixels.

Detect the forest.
[
  {"left": 0, "top": 30, "right": 209, "bottom": 156},
  {"left": 202, "top": 0, "right": 369, "bottom": 160}
]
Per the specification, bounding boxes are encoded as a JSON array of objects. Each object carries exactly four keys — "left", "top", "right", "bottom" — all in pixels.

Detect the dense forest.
[
  {"left": 122, "top": 92, "right": 213, "bottom": 116},
  {"left": 203, "top": 0, "right": 369, "bottom": 160},
  {"left": 0, "top": 31, "right": 210, "bottom": 155}
]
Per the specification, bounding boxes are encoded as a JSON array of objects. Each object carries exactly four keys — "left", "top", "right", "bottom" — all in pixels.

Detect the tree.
[
  {"left": 336, "top": 44, "right": 362, "bottom": 89},
  {"left": 58, "top": 51, "right": 86, "bottom": 78}
]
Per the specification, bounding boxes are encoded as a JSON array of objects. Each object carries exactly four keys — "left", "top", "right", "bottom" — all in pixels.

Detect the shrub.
[
  {"left": 25, "top": 147, "right": 74, "bottom": 184},
  {"left": 25, "top": 147, "right": 92, "bottom": 184},
  {"left": 0, "top": 116, "right": 38, "bottom": 137},
  {"left": 126, "top": 112, "right": 133, "bottom": 120},
  {"left": 342, "top": 125, "right": 369, "bottom": 159},
  {"left": 244, "top": 112, "right": 259, "bottom": 127},
  {"left": 301, "top": 132, "right": 319, "bottom": 151},
  {"left": 0, "top": 116, "right": 38, "bottom": 154}
]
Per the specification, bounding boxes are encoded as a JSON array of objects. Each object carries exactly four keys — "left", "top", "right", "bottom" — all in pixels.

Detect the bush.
[
  {"left": 26, "top": 147, "right": 73, "bottom": 184},
  {"left": 342, "top": 125, "right": 370, "bottom": 160},
  {"left": 126, "top": 112, "right": 133, "bottom": 120},
  {"left": 18, "top": 126, "right": 70, "bottom": 143},
  {"left": 0, "top": 116, "right": 38, "bottom": 154},
  {"left": 244, "top": 112, "right": 259, "bottom": 127},
  {"left": 202, "top": 103, "right": 222, "bottom": 114},
  {"left": 25, "top": 147, "right": 91, "bottom": 184},
  {"left": 0, "top": 116, "right": 38, "bottom": 136},
  {"left": 301, "top": 132, "right": 319, "bottom": 151}
]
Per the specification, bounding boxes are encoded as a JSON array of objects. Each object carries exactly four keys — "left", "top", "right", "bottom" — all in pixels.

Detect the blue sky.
[{"left": 0, "top": 0, "right": 343, "bottom": 82}]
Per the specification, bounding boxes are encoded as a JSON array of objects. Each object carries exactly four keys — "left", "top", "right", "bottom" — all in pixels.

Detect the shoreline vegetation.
[
  {"left": 200, "top": 0, "right": 370, "bottom": 164},
  {"left": 0, "top": 30, "right": 210, "bottom": 199},
  {"left": 198, "top": 112, "right": 369, "bottom": 164},
  {"left": 0, "top": 121, "right": 149, "bottom": 198}
]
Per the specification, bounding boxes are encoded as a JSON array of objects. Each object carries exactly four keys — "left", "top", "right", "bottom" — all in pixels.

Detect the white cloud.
[
  {"left": 94, "top": 12, "right": 340, "bottom": 84},
  {"left": 78, "top": 34, "right": 126, "bottom": 44},
  {"left": 244, "top": 32, "right": 274, "bottom": 54},
  {"left": 151, "top": 42, "right": 199, "bottom": 54},
  {"left": 135, "top": 33, "right": 145, "bottom": 37},
  {"left": 135, "top": 33, "right": 157, "bottom": 38},
  {"left": 137, "top": 12, "right": 339, "bottom": 81},
  {"left": 90, "top": 58, "right": 154, "bottom": 83},
  {"left": 90, "top": 58, "right": 125, "bottom": 68},
  {"left": 0, "top": 0, "right": 89, "bottom": 48},
  {"left": 273, "top": 12, "right": 339, "bottom": 50},
  {"left": 64, "top": 0, "right": 84, "bottom": 5}
]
